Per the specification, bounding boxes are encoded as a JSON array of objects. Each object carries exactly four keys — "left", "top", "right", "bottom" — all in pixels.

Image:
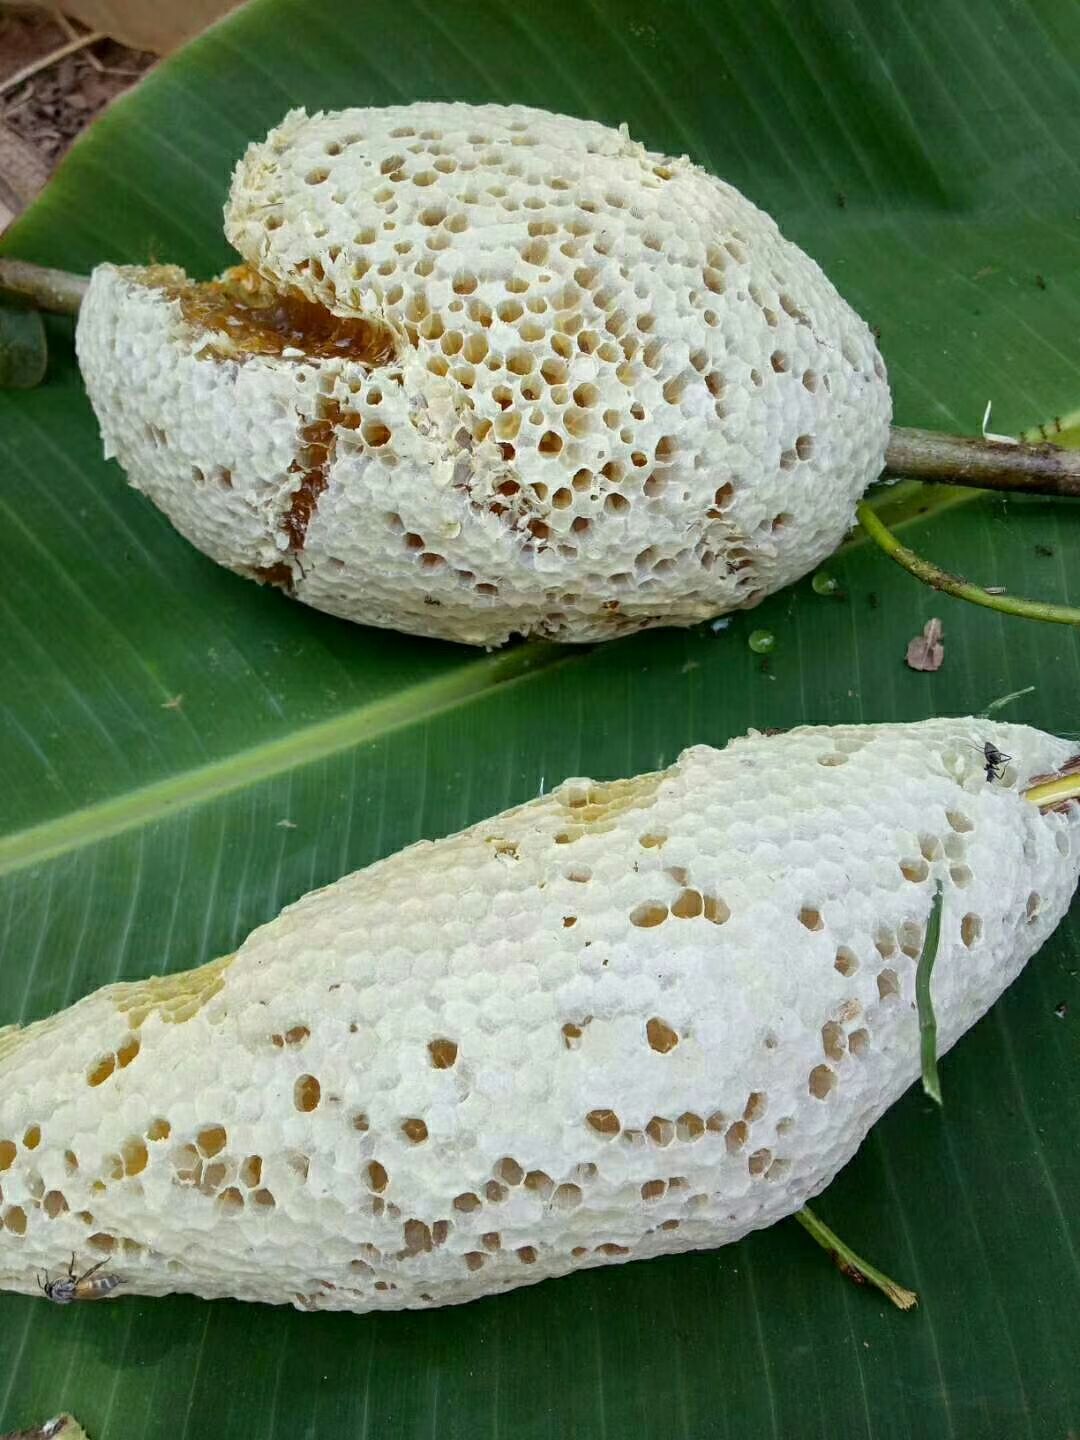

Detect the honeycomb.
[
  {"left": 76, "top": 102, "right": 891, "bottom": 645},
  {"left": 1, "top": 719, "right": 1076, "bottom": 1312}
]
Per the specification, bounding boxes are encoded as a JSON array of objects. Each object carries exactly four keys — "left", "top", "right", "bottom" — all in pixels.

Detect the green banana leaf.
[{"left": 2, "top": 1, "right": 1079, "bottom": 1435}]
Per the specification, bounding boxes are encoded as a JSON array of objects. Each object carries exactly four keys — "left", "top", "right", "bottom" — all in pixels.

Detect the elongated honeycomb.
[
  {"left": 76, "top": 103, "right": 890, "bottom": 645},
  {"left": 0, "top": 719, "right": 1076, "bottom": 1312}
]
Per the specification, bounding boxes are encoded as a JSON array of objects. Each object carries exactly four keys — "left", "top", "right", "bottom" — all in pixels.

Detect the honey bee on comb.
[{"left": 38, "top": 1253, "right": 124, "bottom": 1305}]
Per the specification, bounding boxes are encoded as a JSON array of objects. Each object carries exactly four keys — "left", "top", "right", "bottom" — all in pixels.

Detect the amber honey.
[{"left": 159, "top": 265, "right": 398, "bottom": 364}]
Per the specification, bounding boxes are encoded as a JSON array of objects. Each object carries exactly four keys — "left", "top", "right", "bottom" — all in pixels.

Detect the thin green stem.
[
  {"left": 981, "top": 685, "right": 1036, "bottom": 717},
  {"left": 855, "top": 502, "right": 1080, "bottom": 626},
  {"left": 795, "top": 1206, "right": 918, "bottom": 1311},
  {"left": 917, "top": 882, "right": 945, "bottom": 1106}
]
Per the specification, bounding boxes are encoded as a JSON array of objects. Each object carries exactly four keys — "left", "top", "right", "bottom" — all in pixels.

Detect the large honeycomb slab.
[
  {"left": 1, "top": 719, "right": 1076, "bottom": 1313},
  {"left": 76, "top": 103, "right": 890, "bottom": 645}
]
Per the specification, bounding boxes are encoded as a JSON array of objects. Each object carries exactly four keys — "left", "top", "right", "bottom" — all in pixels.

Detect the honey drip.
[
  {"left": 144, "top": 265, "right": 393, "bottom": 587},
  {"left": 282, "top": 404, "right": 355, "bottom": 553}
]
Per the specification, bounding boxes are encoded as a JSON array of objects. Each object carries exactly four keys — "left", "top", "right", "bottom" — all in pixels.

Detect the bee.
[
  {"left": 982, "top": 741, "right": 1012, "bottom": 784},
  {"left": 38, "top": 1253, "right": 124, "bottom": 1304}
]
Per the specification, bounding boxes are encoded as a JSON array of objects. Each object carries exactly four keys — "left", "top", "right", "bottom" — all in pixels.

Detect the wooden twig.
[
  {"left": 884, "top": 425, "right": 1080, "bottom": 499},
  {"left": 0, "top": 31, "right": 107, "bottom": 101},
  {"left": 52, "top": 9, "right": 104, "bottom": 70},
  {"left": 0, "top": 258, "right": 88, "bottom": 314}
]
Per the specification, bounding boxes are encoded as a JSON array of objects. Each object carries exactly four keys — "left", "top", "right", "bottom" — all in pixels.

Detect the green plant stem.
[
  {"left": 917, "top": 882, "right": 945, "bottom": 1106},
  {"left": 855, "top": 502, "right": 1080, "bottom": 626},
  {"left": 0, "top": 258, "right": 88, "bottom": 315},
  {"left": 884, "top": 425, "right": 1080, "bottom": 498},
  {"left": 1024, "top": 771, "right": 1080, "bottom": 809},
  {"left": 795, "top": 1207, "right": 918, "bottom": 1311},
  {"left": 981, "top": 685, "right": 1036, "bottom": 717}
]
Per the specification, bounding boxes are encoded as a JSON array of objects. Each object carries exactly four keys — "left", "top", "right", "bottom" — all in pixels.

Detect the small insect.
[
  {"left": 982, "top": 741, "right": 1012, "bottom": 783},
  {"left": 38, "top": 1253, "right": 124, "bottom": 1304}
]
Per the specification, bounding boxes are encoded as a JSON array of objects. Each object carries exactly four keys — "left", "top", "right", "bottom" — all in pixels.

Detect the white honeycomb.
[
  {"left": 76, "top": 102, "right": 891, "bottom": 646},
  {"left": 0, "top": 719, "right": 1076, "bottom": 1312}
]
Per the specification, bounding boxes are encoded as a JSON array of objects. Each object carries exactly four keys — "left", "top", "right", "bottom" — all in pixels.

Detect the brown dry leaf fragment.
[
  {"left": 905, "top": 617, "right": 944, "bottom": 672},
  {"left": 0, "top": 1415, "right": 90, "bottom": 1440}
]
